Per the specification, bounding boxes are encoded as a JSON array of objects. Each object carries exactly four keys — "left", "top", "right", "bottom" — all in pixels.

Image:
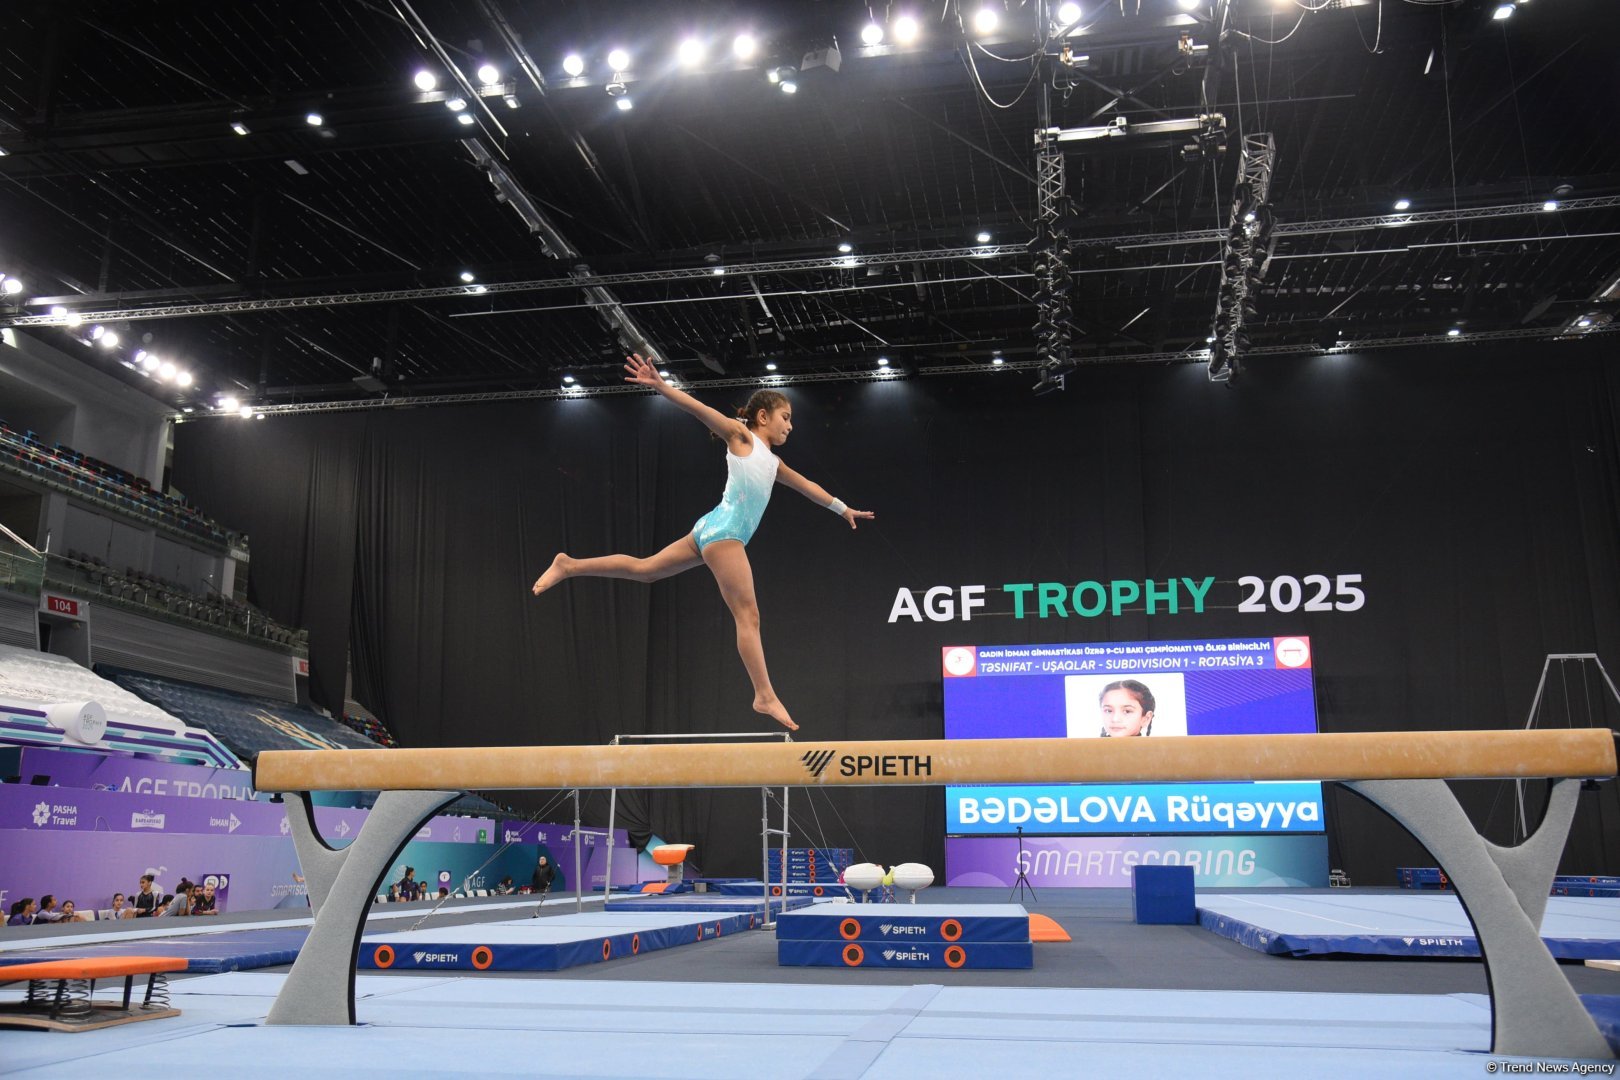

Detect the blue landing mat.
[
  {"left": 0, "top": 928, "right": 310, "bottom": 974},
  {"left": 7, "top": 973, "right": 1616, "bottom": 1077},
  {"left": 358, "top": 911, "right": 765, "bottom": 972},
  {"left": 776, "top": 902, "right": 1030, "bottom": 943},
  {"left": 604, "top": 894, "right": 812, "bottom": 914},
  {"left": 777, "top": 938, "right": 1034, "bottom": 969},
  {"left": 1198, "top": 892, "right": 1620, "bottom": 959}
]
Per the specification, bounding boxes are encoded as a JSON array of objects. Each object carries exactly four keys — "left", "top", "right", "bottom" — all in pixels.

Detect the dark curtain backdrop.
[{"left": 173, "top": 341, "right": 1620, "bottom": 880}]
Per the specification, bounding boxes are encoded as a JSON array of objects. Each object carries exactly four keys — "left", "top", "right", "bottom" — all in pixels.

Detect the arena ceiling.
[{"left": 0, "top": 0, "right": 1616, "bottom": 413}]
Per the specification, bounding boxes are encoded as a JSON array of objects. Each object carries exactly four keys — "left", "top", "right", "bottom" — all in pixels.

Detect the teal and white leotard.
[{"left": 692, "top": 431, "right": 780, "bottom": 550}]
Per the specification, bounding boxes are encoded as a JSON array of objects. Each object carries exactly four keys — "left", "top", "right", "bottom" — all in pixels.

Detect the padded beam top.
[{"left": 253, "top": 729, "right": 1618, "bottom": 793}]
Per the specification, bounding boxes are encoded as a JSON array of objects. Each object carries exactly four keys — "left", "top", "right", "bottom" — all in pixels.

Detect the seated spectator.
[
  {"left": 191, "top": 882, "right": 221, "bottom": 916},
  {"left": 162, "top": 880, "right": 194, "bottom": 917},
  {"left": 58, "top": 900, "right": 80, "bottom": 922},
  {"left": 386, "top": 884, "right": 400, "bottom": 903},
  {"left": 34, "top": 895, "right": 64, "bottom": 923},
  {"left": 6, "top": 898, "right": 35, "bottom": 925},
  {"left": 132, "top": 875, "right": 161, "bottom": 917},
  {"left": 493, "top": 876, "right": 516, "bottom": 896},
  {"left": 100, "top": 892, "right": 134, "bottom": 921},
  {"left": 437, "top": 887, "right": 449, "bottom": 899}
]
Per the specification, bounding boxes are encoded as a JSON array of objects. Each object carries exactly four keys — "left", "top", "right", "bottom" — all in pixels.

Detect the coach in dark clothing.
[{"left": 531, "top": 855, "right": 557, "bottom": 894}]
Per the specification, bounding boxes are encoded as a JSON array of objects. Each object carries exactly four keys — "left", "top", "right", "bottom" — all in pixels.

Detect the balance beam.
[
  {"left": 252, "top": 728, "right": 1617, "bottom": 794},
  {"left": 255, "top": 728, "right": 1618, "bottom": 1063}
]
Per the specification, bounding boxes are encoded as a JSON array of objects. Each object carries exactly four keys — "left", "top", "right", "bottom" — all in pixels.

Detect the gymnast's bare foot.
[
  {"left": 532, "top": 553, "right": 571, "bottom": 595},
  {"left": 755, "top": 695, "right": 798, "bottom": 731}
]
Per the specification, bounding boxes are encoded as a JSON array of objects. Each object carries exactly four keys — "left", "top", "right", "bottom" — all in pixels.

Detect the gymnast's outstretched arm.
[
  {"left": 624, "top": 354, "right": 751, "bottom": 453},
  {"left": 775, "top": 461, "right": 875, "bottom": 530}
]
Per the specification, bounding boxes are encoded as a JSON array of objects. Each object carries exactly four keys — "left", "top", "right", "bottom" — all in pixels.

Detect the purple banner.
[
  {"left": 499, "top": 821, "right": 638, "bottom": 888},
  {"left": 945, "top": 834, "right": 1329, "bottom": 888},
  {"left": 4, "top": 746, "right": 265, "bottom": 801}
]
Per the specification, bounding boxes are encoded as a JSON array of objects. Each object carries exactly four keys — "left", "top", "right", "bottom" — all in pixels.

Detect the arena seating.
[
  {"left": 98, "top": 666, "right": 381, "bottom": 757},
  {"left": 0, "top": 421, "right": 239, "bottom": 548},
  {"left": 0, "top": 645, "right": 190, "bottom": 733}
]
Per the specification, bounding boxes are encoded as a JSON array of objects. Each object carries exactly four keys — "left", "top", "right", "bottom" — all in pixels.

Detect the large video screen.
[{"left": 942, "top": 636, "right": 1324, "bottom": 836}]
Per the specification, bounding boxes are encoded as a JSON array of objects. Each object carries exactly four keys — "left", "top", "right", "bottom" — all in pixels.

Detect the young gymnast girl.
[{"left": 531, "top": 354, "right": 873, "bottom": 731}]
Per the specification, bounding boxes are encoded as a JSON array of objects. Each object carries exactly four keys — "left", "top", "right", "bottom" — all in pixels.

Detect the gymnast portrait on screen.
[
  {"left": 1062, "top": 673, "right": 1188, "bottom": 739},
  {"left": 1098, "top": 679, "right": 1155, "bottom": 737},
  {"left": 532, "top": 354, "right": 873, "bottom": 731}
]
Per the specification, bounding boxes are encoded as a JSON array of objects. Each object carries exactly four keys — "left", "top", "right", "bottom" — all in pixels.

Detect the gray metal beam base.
[
  {"left": 1345, "top": 778, "right": 1611, "bottom": 1060},
  {"left": 266, "top": 788, "right": 459, "bottom": 1025}
]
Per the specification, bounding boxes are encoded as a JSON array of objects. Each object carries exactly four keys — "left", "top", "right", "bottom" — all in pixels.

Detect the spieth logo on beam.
[{"left": 801, "top": 749, "right": 933, "bottom": 780}]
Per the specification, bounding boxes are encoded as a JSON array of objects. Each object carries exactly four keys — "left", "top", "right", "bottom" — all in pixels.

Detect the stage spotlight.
[
  {"left": 100, "top": 330, "right": 119, "bottom": 348},
  {"left": 1393, "top": 198, "right": 1411, "bottom": 211},
  {"left": 973, "top": 7, "right": 999, "bottom": 34},
  {"left": 563, "top": 53, "right": 585, "bottom": 77},
  {"left": 1578, "top": 316, "right": 1594, "bottom": 328},
  {"left": 1542, "top": 199, "right": 1559, "bottom": 212},
  {"left": 615, "top": 96, "right": 633, "bottom": 111},
  {"left": 158, "top": 361, "right": 176, "bottom": 381},
  {"left": 678, "top": 38, "right": 705, "bottom": 66},
  {"left": 766, "top": 362, "right": 778, "bottom": 371},
  {"left": 141, "top": 353, "right": 159, "bottom": 372},
  {"left": 460, "top": 271, "right": 476, "bottom": 283},
  {"left": 563, "top": 374, "right": 576, "bottom": 384},
  {"left": 0, "top": 277, "right": 21, "bottom": 296},
  {"left": 49, "top": 305, "right": 66, "bottom": 317},
  {"left": 861, "top": 22, "right": 884, "bottom": 45},
  {"left": 239, "top": 405, "right": 255, "bottom": 419},
  {"left": 1175, "top": 0, "right": 1199, "bottom": 10},
  {"left": 177, "top": 371, "right": 193, "bottom": 388},
  {"left": 456, "top": 113, "right": 475, "bottom": 125},
  {"left": 734, "top": 34, "right": 758, "bottom": 59},
  {"left": 608, "top": 48, "right": 631, "bottom": 72},
  {"left": 477, "top": 64, "right": 500, "bottom": 84},
  {"left": 838, "top": 242, "right": 853, "bottom": 253},
  {"left": 414, "top": 70, "right": 438, "bottom": 91},
  {"left": 976, "top": 231, "right": 991, "bottom": 243},
  {"left": 231, "top": 121, "right": 250, "bottom": 135},
  {"left": 65, "top": 312, "right": 82, "bottom": 327},
  {"left": 877, "top": 356, "right": 890, "bottom": 366},
  {"left": 711, "top": 266, "right": 726, "bottom": 276},
  {"left": 255, "top": 413, "right": 266, "bottom": 420},
  {"left": 1057, "top": 2, "right": 1082, "bottom": 23},
  {"left": 220, "top": 396, "right": 239, "bottom": 412},
  {"left": 1492, "top": 2, "right": 1514, "bottom": 18},
  {"left": 780, "top": 79, "right": 798, "bottom": 94},
  {"left": 446, "top": 97, "right": 467, "bottom": 111},
  {"left": 894, "top": 15, "right": 920, "bottom": 43},
  {"left": 992, "top": 356, "right": 1005, "bottom": 366},
  {"left": 1447, "top": 327, "right": 1462, "bottom": 337},
  {"left": 90, "top": 323, "right": 105, "bottom": 339},
  {"left": 305, "top": 112, "right": 323, "bottom": 126}
]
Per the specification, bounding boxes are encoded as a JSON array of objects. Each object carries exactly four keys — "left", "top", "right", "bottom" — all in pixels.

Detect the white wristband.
[{"left": 827, "top": 498, "right": 847, "bottom": 516}]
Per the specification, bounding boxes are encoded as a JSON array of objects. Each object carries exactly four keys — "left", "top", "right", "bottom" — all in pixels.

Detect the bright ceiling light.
[
  {"left": 973, "top": 8, "right": 1000, "bottom": 35},
  {"left": 711, "top": 266, "right": 726, "bottom": 276},
  {"left": 992, "top": 356, "right": 1005, "bottom": 366},
  {"left": 239, "top": 405, "right": 255, "bottom": 419},
  {"left": 877, "top": 357, "right": 890, "bottom": 366},
  {"left": 893, "top": 15, "right": 920, "bottom": 43},
  {"left": 1447, "top": 327, "right": 1462, "bottom": 337},
  {"left": 677, "top": 38, "right": 705, "bottom": 66},
  {"left": 733, "top": 34, "right": 758, "bottom": 59},
  {"left": 0, "top": 277, "right": 21, "bottom": 295},
  {"left": 1058, "top": 2, "right": 1083, "bottom": 22},
  {"left": 780, "top": 79, "right": 797, "bottom": 94},
  {"left": 90, "top": 324, "right": 105, "bottom": 339},
  {"left": 456, "top": 113, "right": 476, "bottom": 125},
  {"left": 305, "top": 112, "right": 323, "bottom": 126},
  {"left": 1576, "top": 316, "right": 1593, "bottom": 328},
  {"left": 158, "top": 361, "right": 176, "bottom": 381},
  {"left": 765, "top": 362, "right": 778, "bottom": 371},
  {"left": 607, "top": 48, "right": 631, "bottom": 71},
  {"left": 49, "top": 305, "right": 66, "bottom": 317},
  {"left": 477, "top": 63, "right": 500, "bottom": 84},
  {"left": 414, "top": 70, "right": 438, "bottom": 91},
  {"left": 1492, "top": 2, "right": 1514, "bottom": 18},
  {"left": 615, "top": 96, "right": 634, "bottom": 111},
  {"left": 65, "top": 312, "right": 82, "bottom": 327},
  {"left": 460, "top": 271, "right": 476, "bottom": 283},
  {"left": 230, "top": 121, "right": 250, "bottom": 136},
  {"left": 255, "top": 413, "right": 266, "bottom": 420},
  {"left": 220, "top": 396, "right": 239, "bottom": 411},
  {"left": 562, "top": 53, "right": 585, "bottom": 77},
  {"left": 861, "top": 23, "right": 884, "bottom": 45},
  {"left": 446, "top": 97, "right": 467, "bottom": 112},
  {"left": 141, "top": 352, "right": 159, "bottom": 371},
  {"left": 838, "top": 242, "right": 853, "bottom": 253},
  {"left": 100, "top": 330, "right": 119, "bottom": 348},
  {"left": 976, "top": 231, "right": 992, "bottom": 243},
  {"left": 563, "top": 374, "right": 576, "bottom": 384},
  {"left": 1174, "top": 0, "right": 1198, "bottom": 10},
  {"left": 1393, "top": 198, "right": 1411, "bottom": 211},
  {"left": 176, "top": 370, "right": 193, "bottom": 388},
  {"left": 1542, "top": 199, "right": 1559, "bottom": 212}
]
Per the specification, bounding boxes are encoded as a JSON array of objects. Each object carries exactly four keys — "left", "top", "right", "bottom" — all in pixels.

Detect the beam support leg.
[
  {"left": 267, "top": 789, "right": 459, "bottom": 1025},
  {"left": 1344, "top": 778, "right": 1610, "bottom": 1059}
]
